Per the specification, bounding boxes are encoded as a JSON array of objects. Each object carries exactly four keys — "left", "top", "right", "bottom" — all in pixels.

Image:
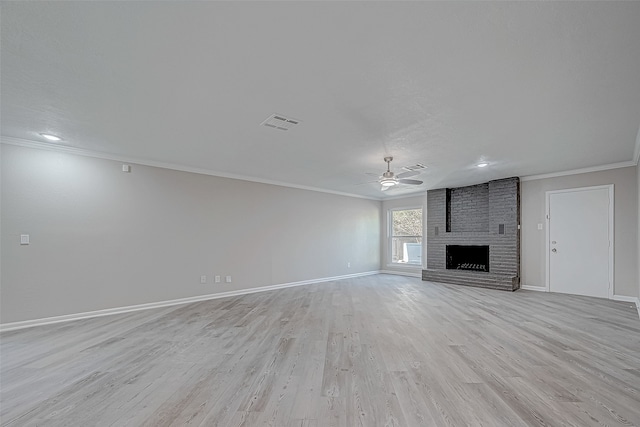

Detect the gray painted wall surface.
[
  {"left": 1, "top": 145, "right": 381, "bottom": 323},
  {"left": 521, "top": 166, "right": 638, "bottom": 297},
  {"left": 3, "top": 143, "right": 637, "bottom": 324}
]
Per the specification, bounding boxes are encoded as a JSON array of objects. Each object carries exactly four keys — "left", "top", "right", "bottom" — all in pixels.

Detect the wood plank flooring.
[{"left": 1, "top": 274, "right": 639, "bottom": 426}]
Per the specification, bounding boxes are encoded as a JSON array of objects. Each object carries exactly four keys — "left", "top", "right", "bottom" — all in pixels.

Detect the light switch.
[
  {"left": 537, "top": 223, "right": 543, "bottom": 230},
  {"left": 122, "top": 164, "right": 131, "bottom": 173},
  {"left": 225, "top": 276, "right": 232, "bottom": 283},
  {"left": 20, "top": 234, "right": 30, "bottom": 245}
]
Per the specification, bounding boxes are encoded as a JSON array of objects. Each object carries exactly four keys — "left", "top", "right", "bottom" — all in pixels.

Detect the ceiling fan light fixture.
[
  {"left": 40, "top": 133, "right": 63, "bottom": 142},
  {"left": 376, "top": 156, "right": 422, "bottom": 191}
]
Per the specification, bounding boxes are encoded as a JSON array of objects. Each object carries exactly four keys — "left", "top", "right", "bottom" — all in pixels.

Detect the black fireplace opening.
[{"left": 446, "top": 245, "right": 489, "bottom": 272}]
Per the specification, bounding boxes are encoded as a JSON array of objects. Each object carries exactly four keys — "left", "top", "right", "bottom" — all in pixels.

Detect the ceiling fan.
[{"left": 378, "top": 156, "right": 423, "bottom": 191}]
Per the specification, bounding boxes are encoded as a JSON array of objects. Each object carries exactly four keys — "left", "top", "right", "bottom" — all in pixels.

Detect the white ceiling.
[{"left": 2, "top": 1, "right": 640, "bottom": 199}]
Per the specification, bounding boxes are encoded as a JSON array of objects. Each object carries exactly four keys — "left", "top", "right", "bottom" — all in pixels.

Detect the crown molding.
[
  {"left": 4, "top": 134, "right": 636, "bottom": 196},
  {"left": 520, "top": 160, "right": 637, "bottom": 182},
  {"left": 1, "top": 136, "right": 381, "bottom": 201}
]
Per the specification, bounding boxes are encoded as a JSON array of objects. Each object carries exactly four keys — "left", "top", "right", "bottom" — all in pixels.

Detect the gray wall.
[
  {"left": 381, "top": 194, "right": 427, "bottom": 276},
  {"left": 3, "top": 143, "right": 637, "bottom": 324},
  {"left": 1, "top": 144, "right": 381, "bottom": 323},
  {"left": 521, "top": 166, "right": 638, "bottom": 297}
]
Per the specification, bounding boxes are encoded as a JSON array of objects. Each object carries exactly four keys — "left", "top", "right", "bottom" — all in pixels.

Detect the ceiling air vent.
[
  {"left": 261, "top": 113, "right": 301, "bottom": 131},
  {"left": 402, "top": 163, "right": 427, "bottom": 172}
]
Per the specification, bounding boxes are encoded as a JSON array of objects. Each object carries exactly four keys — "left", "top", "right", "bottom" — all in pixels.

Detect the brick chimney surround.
[{"left": 422, "top": 177, "right": 520, "bottom": 291}]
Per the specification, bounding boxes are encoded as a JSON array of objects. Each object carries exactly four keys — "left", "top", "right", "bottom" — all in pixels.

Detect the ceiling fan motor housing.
[{"left": 378, "top": 155, "right": 423, "bottom": 190}]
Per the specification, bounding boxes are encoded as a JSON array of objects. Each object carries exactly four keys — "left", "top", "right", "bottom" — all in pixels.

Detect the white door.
[{"left": 547, "top": 186, "right": 612, "bottom": 298}]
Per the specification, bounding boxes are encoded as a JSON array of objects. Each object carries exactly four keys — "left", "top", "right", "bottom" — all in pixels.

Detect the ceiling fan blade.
[
  {"left": 398, "top": 179, "right": 423, "bottom": 185},
  {"left": 396, "top": 170, "right": 419, "bottom": 179}
]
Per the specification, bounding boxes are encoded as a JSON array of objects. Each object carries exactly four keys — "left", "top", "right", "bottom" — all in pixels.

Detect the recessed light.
[
  {"left": 476, "top": 163, "right": 488, "bottom": 168},
  {"left": 40, "top": 133, "right": 63, "bottom": 142}
]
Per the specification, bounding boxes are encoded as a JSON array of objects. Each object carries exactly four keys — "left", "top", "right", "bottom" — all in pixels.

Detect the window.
[{"left": 389, "top": 207, "right": 423, "bottom": 266}]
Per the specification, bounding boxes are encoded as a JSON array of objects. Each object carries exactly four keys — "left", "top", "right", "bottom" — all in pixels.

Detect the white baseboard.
[
  {"left": 521, "top": 291, "right": 639, "bottom": 320},
  {"left": 520, "top": 285, "right": 548, "bottom": 292},
  {"left": 4, "top": 272, "right": 635, "bottom": 332},
  {"left": 0, "top": 270, "right": 380, "bottom": 332},
  {"left": 379, "top": 269, "right": 422, "bottom": 278},
  {"left": 611, "top": 294, "right": 638, "bottom": 303},
  {"left": 612, "top": 295, "right": 640, "bottom": 319}
]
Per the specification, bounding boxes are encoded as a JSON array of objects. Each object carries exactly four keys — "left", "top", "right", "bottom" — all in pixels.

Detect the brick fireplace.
[{"left": 422, "top": 177, "right": 520, "bottom": 291}]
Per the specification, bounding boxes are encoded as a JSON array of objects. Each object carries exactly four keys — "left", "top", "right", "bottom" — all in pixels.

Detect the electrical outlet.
[
  {"left": 200, "top": 275, "right": 207, "bottom": 284},
  {"left": 215, "top": 275, "right": 221, "bottom": 283},
  {"left": 347, "top": 262, "right": 351, "bottom": 268},
  {"left": 225, "top": 276, "right": 232, "bottom": 283}
]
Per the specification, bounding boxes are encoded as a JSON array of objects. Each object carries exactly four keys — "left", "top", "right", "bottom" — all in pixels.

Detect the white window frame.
[{"left": 387, "top": 206, "right": 424, "bottom": 268}]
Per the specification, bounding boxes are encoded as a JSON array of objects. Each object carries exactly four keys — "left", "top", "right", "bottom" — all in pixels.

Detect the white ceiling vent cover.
[
  {"left": 261, "top": 114, "right": 301, "bottom": 131},
  {"left": 403, "top": 163, "right": 427, "bottom": 171}
]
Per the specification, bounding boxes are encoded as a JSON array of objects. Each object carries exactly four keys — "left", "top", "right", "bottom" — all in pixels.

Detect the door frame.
[{"left": 545, "top": 184, "right": 614, "bottom": 298}]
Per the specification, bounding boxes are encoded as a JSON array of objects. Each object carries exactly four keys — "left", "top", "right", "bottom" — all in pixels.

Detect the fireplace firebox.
[{"left": 446, "top": 245, "right": 489, "bottom": 272}]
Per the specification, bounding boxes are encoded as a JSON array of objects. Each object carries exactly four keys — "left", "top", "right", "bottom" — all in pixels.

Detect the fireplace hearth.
[{"left": 446, "top": 245, "right": 489, "bottom": 272}]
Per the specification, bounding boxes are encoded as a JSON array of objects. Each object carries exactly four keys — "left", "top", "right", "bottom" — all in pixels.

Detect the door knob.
[{"left": 551, "top": 248, "right": 557, "bottom": 252}]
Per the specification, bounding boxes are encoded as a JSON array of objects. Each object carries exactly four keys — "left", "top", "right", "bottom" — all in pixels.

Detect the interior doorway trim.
[{"left": 544, "top": 184, "right": 614, "bottom": 298}]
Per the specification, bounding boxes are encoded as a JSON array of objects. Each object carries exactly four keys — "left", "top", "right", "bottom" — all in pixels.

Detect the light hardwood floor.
[{"left": 1, "top": 274, "right": 639, "bottom": 426}]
